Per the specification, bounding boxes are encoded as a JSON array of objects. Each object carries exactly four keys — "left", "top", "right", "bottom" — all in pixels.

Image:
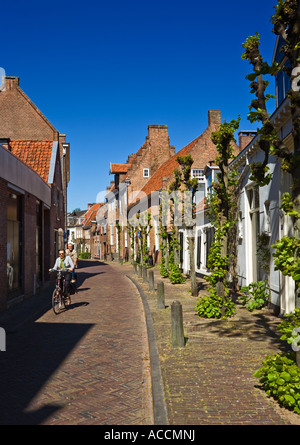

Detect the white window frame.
[{"left": 143, "top": 168, "right": 150, "bottom": 178}]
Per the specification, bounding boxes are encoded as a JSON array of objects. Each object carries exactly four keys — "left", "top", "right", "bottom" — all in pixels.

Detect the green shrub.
[
  {"left": 253, "top": 308, "right": 300, "bottom": 414},
  {"left": 194, "top": 290, "right": 236, "bottom": 319},
  {"left": 253, "top": 352, "right": 300, "bottom": 414},
  {"left": 78, "top": 252, "right": 91, "bottom": 259},
  {"left": 239, "top": 281, "right": 269, "bottom": 312}
]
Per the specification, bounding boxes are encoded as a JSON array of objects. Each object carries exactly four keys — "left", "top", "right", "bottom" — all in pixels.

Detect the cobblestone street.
[
  {"left": 1, "top": 259, "right": 300, "bottom": 425},
  {"left": 0, "top": 260, "right": 152, "bottom": 425}
]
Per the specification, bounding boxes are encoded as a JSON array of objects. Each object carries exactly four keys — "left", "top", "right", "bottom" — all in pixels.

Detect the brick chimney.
[
  {"left": 4, "top": 76, "right": 19, "bottom": 91},
  {"left": 238, "top": 131, "right": 257, "bottom": 151},
  {"left": 208, "top": 110, "right": 221, "bottom": 127}
]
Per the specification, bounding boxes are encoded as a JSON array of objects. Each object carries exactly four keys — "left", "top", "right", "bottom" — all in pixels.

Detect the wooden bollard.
[
  {"left": 171, "top": 300, "right": 185, "bottom": 348},
  {"left": 142, "top": 266, "right": 148, "bottom": 283},
  {"left": 138, "top": 265, "right": 142, "bottom": 278},
  {"left": 133, "top": 262, "right": 137, "bottom": 274},
  {"left": 148, "top": 270, "right": 154, "bottom": 291},
  {"left": 157, "top": 281, "right": 165, "bottom": 309}
]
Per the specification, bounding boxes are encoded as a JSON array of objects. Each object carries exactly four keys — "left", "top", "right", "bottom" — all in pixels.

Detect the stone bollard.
[
  {"left": 133, "top": 262, "right": 137, "bottom": 275},
  {"left": 138, "top": 265, "right": 142, "bottom": 278},
  {"left": 142, "top": 266, "right": 148, "bottom": 283},
  {"left": 157, "top": 281, "right": 165, "bottom": 309},
  {"left": 171, "top": 300, "right": 185, "bottom": 348},
  {"left": 148, "top": 270, "right": 154, "bottom": 291}
]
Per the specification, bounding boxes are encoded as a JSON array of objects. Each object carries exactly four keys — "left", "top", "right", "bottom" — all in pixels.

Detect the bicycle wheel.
[{"left": 52, "top": 288, "right": 65, "bottom": 314}]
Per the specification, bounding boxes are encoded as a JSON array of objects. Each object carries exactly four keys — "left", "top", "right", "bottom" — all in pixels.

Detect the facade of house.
[
  {"left": 80, "top": 203, "right": 102, "bottom": 256},
  {"left": 67, "top": 209, "right": 87, "bottom": 244},
  {"left": 229, "top": 34, "right": 295, "bottom": 315},
  {"left": 0, "top": 140, "right": 64, "bottom": 311},
  {"left": 0, "top": 76, "right": 70, "bottom": 312},
  {"left": 105, "top": 124, "right": 175, "bottom": 261}
]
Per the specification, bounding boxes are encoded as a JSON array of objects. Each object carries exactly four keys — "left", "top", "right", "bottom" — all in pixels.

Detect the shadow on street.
[{"left": 0, "top": 321, "right": 94, "bottom": 425}]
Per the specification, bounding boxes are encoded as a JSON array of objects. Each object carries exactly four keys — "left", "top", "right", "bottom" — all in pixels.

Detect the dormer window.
[{"left": 143, "top": 168, "right": 149, "bottom": 178}]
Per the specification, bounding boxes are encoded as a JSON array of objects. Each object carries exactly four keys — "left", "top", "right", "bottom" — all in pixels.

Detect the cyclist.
[
  {"left": 49, "top": 249, "right": 74, "bottom": 305},
  {"left": 66, "top": 242, "right": 78, "bottom": 283}
]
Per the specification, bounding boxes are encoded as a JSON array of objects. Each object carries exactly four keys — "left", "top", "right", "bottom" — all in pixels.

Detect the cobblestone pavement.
[
  {"left": 1, "top": 259, "right": 300, "bottom": 425},
  {"left": 0, "top": 260, "right": 153, "bottom": 425},
  {"left": 109, "top": 261, "right": 300, "bottom": 426}
]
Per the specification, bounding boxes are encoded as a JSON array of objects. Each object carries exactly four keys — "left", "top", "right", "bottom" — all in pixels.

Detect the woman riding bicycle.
[{"left": 49, "top": 249, "right": 74, "bottom": 305}]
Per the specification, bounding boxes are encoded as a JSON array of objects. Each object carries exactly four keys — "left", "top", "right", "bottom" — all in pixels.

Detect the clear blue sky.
[{"left": 2, "top": 0, "right": 278, "bottom": 212}]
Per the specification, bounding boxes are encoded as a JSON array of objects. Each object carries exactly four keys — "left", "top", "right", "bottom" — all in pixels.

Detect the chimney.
[
  {"left": 238, "top": 131, "right": 257, "bottom": 151},
  {"left": 208, "top": 110, "right": 221, "bottom": 127},
  {"left": 170, "top": 145, "right": 175, "bottom": 156},
  {"left": 0, "top": 138, "right": 11, "bottom": 150},
  {"left": 4, "top": 76, "right": 19, "bottom": 91},
  {"left": 147, "top": 125, "right": 169, "bottom": 147}
]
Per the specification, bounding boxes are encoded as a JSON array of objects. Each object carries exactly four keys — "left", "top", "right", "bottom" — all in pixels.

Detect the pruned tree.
[
  {"left": 242, "top": 0, "right": 300, "bottom": 307},
  {"left": 195, "top": 118, "right": 240, "bottom": 319}
]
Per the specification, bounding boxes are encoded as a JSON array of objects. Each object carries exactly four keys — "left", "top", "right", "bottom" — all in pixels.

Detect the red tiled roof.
[
  {"left": 110, "top": 163, "right": 128, "bottom": 174},
  {"left": 81, "top": 203, "right": 103, "bottom": 228},
  {"left": 9, "top": 140, "right": 53, "bottom": 183},
  {"left": 135, "top": 135, "right": 201, "bottom": 201}
]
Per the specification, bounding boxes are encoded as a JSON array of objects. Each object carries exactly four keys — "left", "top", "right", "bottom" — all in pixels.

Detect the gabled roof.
[
  {"left": 136, "top": 134, "right": 202, "bottom": 200},
  {"left": 109, "top": 163, "right": 128, "bottom": 174},
  {"left": 9, "top": 140, "right": 54, "bottom": 183},
  {"left": 81, "top": 203, "right": 103, "bottom": 229}
]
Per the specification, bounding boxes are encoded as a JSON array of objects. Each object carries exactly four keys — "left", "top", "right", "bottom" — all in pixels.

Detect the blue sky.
[{"left": 2, "top": 0, "right": 278, "bottom": 212}]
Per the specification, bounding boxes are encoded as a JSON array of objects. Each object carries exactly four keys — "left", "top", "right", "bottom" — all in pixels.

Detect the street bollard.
[
  {"left": 143, "top": 266, "right": 148, "bottom": 283},
  {"left": 148, "top": 270, "right": 154, "bottom": 291},
  {"left": 138, "top": 264, "right": 142, "bottom": 278},
  {"left": 171, "top": 300, "right": 185, "bottom": 348},
  {"left": 157, "top": 281, "right": 165, "bottom": 309},
  {"left": 133, "top": 262, "right": 137, "bottom": 274}
]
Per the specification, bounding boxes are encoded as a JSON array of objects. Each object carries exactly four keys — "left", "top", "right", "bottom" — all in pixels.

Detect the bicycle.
[{"left": 51, "top": 269, "right": 72, "bottom": 315}]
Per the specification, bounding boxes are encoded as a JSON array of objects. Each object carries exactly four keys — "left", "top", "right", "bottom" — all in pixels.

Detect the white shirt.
[{"left": 52, "top": 255, "right": 74, "bottom": 271}]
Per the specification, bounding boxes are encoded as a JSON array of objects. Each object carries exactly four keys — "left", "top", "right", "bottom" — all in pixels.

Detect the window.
[
  {"left": 264, "top": 201, "right": 271, "bottom": 234},
  {"left": 238, "top": 211, "right": 243, "bottom": 240},
  {"left": 197, "top": 231, "right": 201, "bottom": 269},
  {"left": 248, "top": 186, "right": 260, "bottom": 211},
  {"left": 143, "top": 168, "right": 149, "bottom": 178},
  {"left": 191, "top": 169, "right": 204, "bottom": 180}
]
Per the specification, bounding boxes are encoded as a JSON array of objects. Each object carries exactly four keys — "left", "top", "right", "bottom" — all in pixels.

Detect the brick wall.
[
  {"left": 0, "top": 77, "right": 58, "bottom": 140},
  {"left": 126, "top": 125, "right": 173, "bottom": 198}
]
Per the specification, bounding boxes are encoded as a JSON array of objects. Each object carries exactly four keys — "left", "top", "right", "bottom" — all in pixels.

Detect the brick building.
[
  {"left": 0, "top": 76, "right": 70, "bottom": 228},
  {"left": 0, "top": 76, "right": 70, "bottom": 311},
  {"left": 127, "top": 110, "right": 244, "bottom": 268},
  {"left": 0, "top": 141, "right": 64, "bottom": 311},
  {"left": 106, "top": 124, "right": 174, "bottom": 261}
]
